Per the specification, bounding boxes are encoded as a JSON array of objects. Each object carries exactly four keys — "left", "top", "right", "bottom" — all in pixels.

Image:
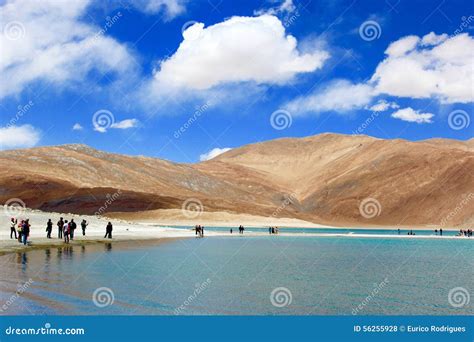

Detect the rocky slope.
[{"left": 1, "top": 134, "right": 472, "bottom": 227}]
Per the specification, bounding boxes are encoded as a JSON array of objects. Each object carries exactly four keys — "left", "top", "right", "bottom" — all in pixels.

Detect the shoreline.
[
  {"left": 1, "top": 209, "right": 470, "bottom": 255},
  {"left": 1, "top": 229, "right": 471, "bottom": 256}
]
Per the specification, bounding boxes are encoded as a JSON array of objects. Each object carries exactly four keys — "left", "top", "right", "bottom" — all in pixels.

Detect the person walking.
[
  {"left": 104, "top": 222, "right": 113, "bottom": 239},
  {"left": 81, "top": 219, "right": 88, "bottom": 236},
  {"left": 57, "top": 217, "right": 64, "bottom": 239},
  {"left": 63, "top": 220, "right": 70, "bottom": 244},
  {"left": 70, "top": 219, "right": 76, "bottom": 240},
  {"left": 46, "top": 219, "right": 53, "bottom": 238},
  {"left": 201, "top": 226, "right": 204, "bottom": 237},
  {"left": 10, "top": 218, "right": 17, "bottom": 239},
  {"left": 22, "top": 219, "right": 30, "bottom": 245}
]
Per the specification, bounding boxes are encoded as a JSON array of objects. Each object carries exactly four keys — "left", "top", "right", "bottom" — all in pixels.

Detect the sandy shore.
[{"left": 1, "top": 209, "right": 469, "bottom": 254}]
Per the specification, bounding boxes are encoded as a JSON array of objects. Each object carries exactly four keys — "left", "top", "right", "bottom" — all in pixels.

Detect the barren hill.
[{"left": 1, "top": 134, "right": 472, "bottom": 227}]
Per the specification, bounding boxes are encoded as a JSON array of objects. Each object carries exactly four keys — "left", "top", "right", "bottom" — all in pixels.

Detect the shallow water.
[
  {"left": 0, "top": 236, "right": 472, "bottom": 315},
  {"left": 162, "top": 225, "right": 461, "bottom": 236}
]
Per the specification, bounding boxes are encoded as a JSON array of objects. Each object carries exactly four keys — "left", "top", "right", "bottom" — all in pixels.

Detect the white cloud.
[
  {"left": 132, "top": 0, "right": 187, "bottom": 19},
  {"left": 200, "top": 147, "right": 232, "bottom": 161},
  {"left": 0, "top": 125, "right": 41, "bottom": 150},
  {"left": 254, "top": 0, "right": 296, "bottom": 16},
  {"left": 367, "top": 99, "right": 399, "bottom": 112},
  {"left": 391, "top": 107, "right": 434, "bottom": 123},
  {"left": 72, "top": 123, "right": 83, "bottom": 131},
  {"left": 285, "top": 80, "right": 374, "bottom": 114},
  {"left": 371, "top": 32, "right": 474, "bottom": 103},
  {"left": 0, "top": 0, "right": 135, "bottom": 99},
  {"left": 421, "top": 32, "right": 448, "bottom": 46},
  {"left": 148, "top": 15, "right": 328, "bottom": 94},
  {"left": 110, "top": 119, "right": 139, "bottom": 129}
]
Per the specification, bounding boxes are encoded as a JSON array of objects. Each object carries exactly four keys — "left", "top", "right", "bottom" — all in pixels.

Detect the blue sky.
[{"left": 0, "top": 0, "right": 473, "bottom": 162}]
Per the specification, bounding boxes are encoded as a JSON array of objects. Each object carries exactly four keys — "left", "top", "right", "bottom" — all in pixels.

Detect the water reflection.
[{"left": 105, "top": 243, "right": 112, "bottom": 252}]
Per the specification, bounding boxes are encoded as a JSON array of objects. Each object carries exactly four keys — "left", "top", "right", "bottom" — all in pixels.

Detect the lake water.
[
  {"left": 160, "top": 225, "right": 461, "bottom": 236},
  {"left": 0, "top": 235, "right": 472, "bottom": 315}
]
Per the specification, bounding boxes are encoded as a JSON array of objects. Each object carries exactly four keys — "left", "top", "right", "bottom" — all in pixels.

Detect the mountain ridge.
[{"left": 1, "top": 133, "right": 472, "bottom": 227}]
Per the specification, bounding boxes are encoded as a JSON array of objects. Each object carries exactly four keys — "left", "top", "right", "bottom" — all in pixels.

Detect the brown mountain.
[{"left": 1, "top": 133, "right": 472, "bottom": 227}]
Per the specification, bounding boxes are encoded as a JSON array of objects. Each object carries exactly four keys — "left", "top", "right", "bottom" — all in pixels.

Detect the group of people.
[
  {"left": 457, "top": 229, "right": 472, "bottom": 237},
  {"left": 229, "top": 225, "right": 246, "bottom": 234},
  {"left": 9, "top": 218, "right": 30, "bottom": 245},
  {"left": 268, "top": 226, "right": 279, "bottom": 234},
  {"left": 194, "top": 225, "right": 204, "bottom": 237},
  {"left": 9, "top": 216, "right": 114, "bottom": 246}
]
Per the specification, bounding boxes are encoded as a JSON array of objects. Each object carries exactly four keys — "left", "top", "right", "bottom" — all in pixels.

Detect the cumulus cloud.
[
  {"left": 0, "top": 125, "right": 41, "bottom": 150},
  {"left": 285, "top": 80, "right": 374, "bottom": 114},
  {"left": 72, "top": 123, "right": 84, "bottom": 131},
  {"left": 199, "top": 147, "right": 232, "bottom": 161},
  {"left": 142, "top": 14, "right": 329, "bottom": 105},
  {"left": 391, "top": 107, "right": 434, "bottom": 123},
  {"left": 367, "top": 99, "right": 399, "bottom": 112},
  {"left": 0, "top": 0, "right": 135, "bottom": 99},
  {"left": 286, "top": 32, "right": 473, "bottom": 116},
  {"left": 371, "top": 32, "right": 474, "bottom": 104}
]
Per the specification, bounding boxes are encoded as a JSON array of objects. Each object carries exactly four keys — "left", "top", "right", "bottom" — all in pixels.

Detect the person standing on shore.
[
  {"left": 440, "top": 228, "right": 443, "bottom": 236},
  {"left": 201, "top": 226, "right": 204, "bottom": 237},
  {"left": 17, "top": 220, "right": 23, "bottom": 243},
  {"left": 70, "top": 219, "right": 76, "bottom": 240},
  {"left": 46, "top": 219, "right": 53, "bottom": 238},
  {"left": 63, "top": 220, "right": 70, "bottom": 244},
  {"left": 81, "top": 219, "right": 88, "bottom": 236},
  {"left": 10, "top": 218, "right": 17, "bottom": 239},
  {"left": 104, "top": 222, "right": 113, "bottom": 239},
  {"left": 57, "top": 217, "right": 64, "bottom": 239},
  {"left": 22, "top": 220, "right": 30, "bottom": 245}
]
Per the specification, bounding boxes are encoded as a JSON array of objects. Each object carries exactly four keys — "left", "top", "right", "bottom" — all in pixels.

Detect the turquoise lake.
[{"left": 0, "top": 235, "right": 472, "bottom": 315}]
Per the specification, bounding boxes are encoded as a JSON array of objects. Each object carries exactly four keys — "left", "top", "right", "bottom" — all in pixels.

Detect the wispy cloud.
[{"left": 200, "top": 147, "right": 232, "bottom": 161}]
